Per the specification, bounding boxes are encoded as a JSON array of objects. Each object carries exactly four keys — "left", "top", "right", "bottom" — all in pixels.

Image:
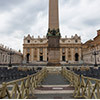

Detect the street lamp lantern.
[{"left": 8, "top": 50, "right": 14, "bottom": 67}]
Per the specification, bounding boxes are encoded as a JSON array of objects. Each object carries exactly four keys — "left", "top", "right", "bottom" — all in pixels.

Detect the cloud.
[
  {"left": 60, "top": 0, "right": 100, "bottom": 41},
  {"left": 0, "top": 0, "right": 100, "bottom": 52}
]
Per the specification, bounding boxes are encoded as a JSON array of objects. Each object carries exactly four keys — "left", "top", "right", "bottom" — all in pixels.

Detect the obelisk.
[
  {"left": 47, "top": 0, "right": 61, "bottom": 66},
  {"left": 49, "top": 0, "right": 59, "bottom": 30}
]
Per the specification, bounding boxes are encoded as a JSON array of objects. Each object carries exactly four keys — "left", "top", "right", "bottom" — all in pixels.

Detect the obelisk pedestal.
[{"left": 47, "top": 36, "right": 60, "bottom": 66}]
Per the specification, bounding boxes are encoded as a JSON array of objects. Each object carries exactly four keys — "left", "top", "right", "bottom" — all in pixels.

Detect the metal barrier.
[
  {"left": 62, "top": 67, "right": 100, "bottom": 99},
  {"left": 0, "top": 68, "right": 47, "bottom": 99}
]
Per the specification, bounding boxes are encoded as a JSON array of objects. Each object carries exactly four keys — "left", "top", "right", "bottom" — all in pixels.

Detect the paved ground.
[
  {"left": 33, "top": 73, "right": 74, "bottom": 99},
  {"left": 34, "top": 94, "right": 74, "bottom": 99},
  {"left": 42, "top": 73, "right": 70, "bottom": 85}
]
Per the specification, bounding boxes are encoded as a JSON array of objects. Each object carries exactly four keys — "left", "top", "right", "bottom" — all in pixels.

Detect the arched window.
[
  {"left": 75, "top": 40, "right": 78, "bottom": 43},
  {"left": 27, "top": 40, "right": 30, "bottom": 43}
]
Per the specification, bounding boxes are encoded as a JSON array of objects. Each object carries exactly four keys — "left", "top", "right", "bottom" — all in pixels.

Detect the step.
[
  {"left": 34, "top": 85, "right": 74, "bottom": 94},
  {"left": 33, "top": 94, "right": 74, "bottom": 99},
  {"left": 46, "top": 67, "right": 62, "bottom": 73}
]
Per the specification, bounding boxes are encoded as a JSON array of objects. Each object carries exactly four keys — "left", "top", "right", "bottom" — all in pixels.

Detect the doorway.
[
  {"left": 62, "top": 56, "right": 65, "bottom": 61},
  {"left": 40, "top": 56, "right": 43, "bottom": 61},
  {"left": 26, "top": 53, "right": 30, "bottom": 63},
  {"left": 75, "top": 53, "right": 79, "bottom": 61}
]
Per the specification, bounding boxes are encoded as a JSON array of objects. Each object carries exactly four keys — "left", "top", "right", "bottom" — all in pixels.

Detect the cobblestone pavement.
[
  {"left": 31, "top": 73, "right": 75, "bottom": 99},
  {"left": 42, "top": 73, "right": 70, "bottom": 85}
]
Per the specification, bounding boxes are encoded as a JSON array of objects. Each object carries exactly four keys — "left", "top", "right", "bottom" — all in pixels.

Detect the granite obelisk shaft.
[{"left": 49, "top": 0, "right": 59, "bottom": 30}]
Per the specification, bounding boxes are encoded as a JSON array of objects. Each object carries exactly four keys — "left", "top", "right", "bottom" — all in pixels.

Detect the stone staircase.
[
  {"left": 34, "top": 85, "right": 74, "bottom": 94},
  {"left": 33, "top": 71, "right": 74, "bottom": 99}
]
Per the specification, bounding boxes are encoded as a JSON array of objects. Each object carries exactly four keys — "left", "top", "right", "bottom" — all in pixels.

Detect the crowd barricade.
[
  {"left": 61, "top": 67, "right": 100, "bottom": 99},
  {"left": 0, "top": 67, "right": 47, "bottom": 99}
]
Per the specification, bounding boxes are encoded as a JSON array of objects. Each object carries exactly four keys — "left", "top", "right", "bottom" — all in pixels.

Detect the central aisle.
[
  {"left": 31, "top": 72, "right": 74, "bottom": 99},
  {"left": 42, "top": 73, "right": 70, "bottom": 85}
]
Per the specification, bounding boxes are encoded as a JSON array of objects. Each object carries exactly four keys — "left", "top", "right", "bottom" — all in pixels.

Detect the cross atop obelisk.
[
  {"left": 49, "top": 0, "right": 59, "bottom": 30},
  {"left": 47, "top": 0, "right": 60, "bottom": 37}
]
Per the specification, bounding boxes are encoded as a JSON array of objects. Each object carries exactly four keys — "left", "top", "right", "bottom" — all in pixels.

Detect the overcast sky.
[{"left": 0, "top": 0, "right": 100, "bottom": 52}]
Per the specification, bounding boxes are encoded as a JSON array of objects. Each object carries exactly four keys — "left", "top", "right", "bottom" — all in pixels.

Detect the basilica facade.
[{"left": 23, "top": 34, "right": 82, "bottom": 64}]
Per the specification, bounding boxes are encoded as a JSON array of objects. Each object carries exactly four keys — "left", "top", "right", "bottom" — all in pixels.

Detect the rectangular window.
[
  {"left": 40, "top": 48, "right": 43, "bottom": 53},
  {"left": 27, "top": 48, "right": 30, "bottom": 52},
  {"left": 62, "top": 48, "right": 65, "bottom": 53}
]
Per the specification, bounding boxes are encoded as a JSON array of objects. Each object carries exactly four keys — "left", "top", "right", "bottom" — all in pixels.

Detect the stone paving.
[
  {"left": 42, "top": 73, "right": 70, "bottom": 85},
  {"left": 33, "top": 73, "right": 74, "bottom": 99},
  {"left": 35, "top": 94, "right": 74, "bottom": 99}
]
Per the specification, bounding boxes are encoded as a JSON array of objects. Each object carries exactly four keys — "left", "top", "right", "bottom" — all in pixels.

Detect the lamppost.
[
  {"left": 8, "top": 51, "right": 14, "bottom": 67},
  {"left": 92, "top": 50, "right": 98, "bottom": 67},
  {"left": 90, "top": 44, "right": 98, "bottom": 67}
]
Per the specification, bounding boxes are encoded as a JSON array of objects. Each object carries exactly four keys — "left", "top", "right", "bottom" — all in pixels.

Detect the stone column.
[
  {"left": 37, "top": 48, "right": 40, "bottom": 61},
  {"left": 7, "top": 55, "right": 9, "bottom": 64},
  {"left": 23, "top": 49, "right": 26, "bottom": 62},
  {"left": 71, "top": 48, "right": 74, "bottom": 62},
  {"left": 33, "top": 48, "right": 34, "bottom": 62},
  {"left": 31, "top": 48, "right": 34, "bottom": 63},
  {"left": 60, "top": 48, "right": 62, "bottom": 61},
  {"left": 79, "top": 48, "right": 82, "bottom": 61},
  {"left": 43, "top": 48, "right": 47, "bottom": 61},
  {"left": 66, "top": 48, "right": 68, "bottom": 62}
]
